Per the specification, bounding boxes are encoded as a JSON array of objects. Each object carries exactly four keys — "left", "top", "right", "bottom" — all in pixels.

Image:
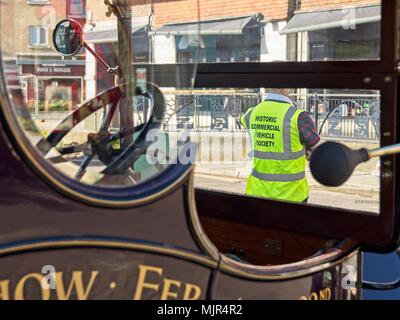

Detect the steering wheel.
[{"left": 36, "top": 82, "right": 166, "bottom": 183}]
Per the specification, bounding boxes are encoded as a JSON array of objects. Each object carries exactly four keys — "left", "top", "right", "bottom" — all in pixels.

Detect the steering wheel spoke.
[
  {"left": 101, "top": 82, "right": 166, "bottom": 176},
  {"left": 36, "top": 82, "right": 166, "bottom": 185},
  {"left": 75, "top": 153, "right": 96, "bottom": 181}
]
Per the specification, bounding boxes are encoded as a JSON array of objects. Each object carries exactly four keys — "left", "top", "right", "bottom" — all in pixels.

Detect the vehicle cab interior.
[{"left": 0, "top": 0, "right": 399, "bottom": 300}]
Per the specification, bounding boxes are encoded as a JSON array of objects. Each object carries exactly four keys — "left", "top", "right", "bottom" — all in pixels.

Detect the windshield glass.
[
  {"left": 0, "top": 0, "right": 382, "bottom": 211},
  {"left": 0, "top": 0, "right": 200, "bottom": 187}
]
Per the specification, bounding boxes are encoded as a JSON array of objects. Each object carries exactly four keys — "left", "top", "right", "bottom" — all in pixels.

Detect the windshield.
[
  {"left": 0, "top": 0, "right": 382, "bottom": 213},
  {"left": 0, "top": 0, "right": 200, "bottom": 188}
]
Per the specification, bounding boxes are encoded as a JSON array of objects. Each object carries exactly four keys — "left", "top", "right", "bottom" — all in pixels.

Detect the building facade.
[
  {"left": 283, "top": 0, "right": 380, "bottom": 62},
  {"left": 0, "top": 0, "right": 381, "bottom": 116},
  {"left": 83, "top": 0, "right": 381, "bottom": 96},
  {"left": 0, "top": 0, "right": 86, "bottom": 112},
  {"left": 83, "top": 0, "right": 299, "bottom": 98}
]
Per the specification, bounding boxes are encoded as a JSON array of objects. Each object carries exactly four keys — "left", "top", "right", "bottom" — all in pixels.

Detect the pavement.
[{"left": 193, "top": 161, "right": 380, "bottom": 214}]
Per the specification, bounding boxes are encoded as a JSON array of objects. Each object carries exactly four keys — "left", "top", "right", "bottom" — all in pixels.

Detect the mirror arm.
[
  {"left": 368, "top": 143, "right": 400, "bottom": 158},
  {"left": 83, "top": 42, "right": 118, "bottom": 75}
]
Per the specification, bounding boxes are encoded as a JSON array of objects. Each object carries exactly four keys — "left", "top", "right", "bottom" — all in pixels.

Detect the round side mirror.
[{"left": 53, "top": 19, "right": 84, "bottom": 57}]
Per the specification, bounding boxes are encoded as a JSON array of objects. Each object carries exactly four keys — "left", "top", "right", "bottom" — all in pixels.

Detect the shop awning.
[
  {"left": 280, "top": 5, "right": 381, "bottom": 34},
  {"left": 151, "top": 14, "right": 261, "bottom": 36},
  {"left": 85, "top": 25, "right": 147, "bottom": 43}
]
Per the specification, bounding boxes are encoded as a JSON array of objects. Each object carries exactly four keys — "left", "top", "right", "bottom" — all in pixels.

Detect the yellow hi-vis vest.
[{"left": 241, "top": 99, "right": 308, "bottom": 203}]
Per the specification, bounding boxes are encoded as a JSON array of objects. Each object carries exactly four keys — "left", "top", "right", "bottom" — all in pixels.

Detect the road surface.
[{"left": 193, "top": 164, "right": 379, "bottom": 213}]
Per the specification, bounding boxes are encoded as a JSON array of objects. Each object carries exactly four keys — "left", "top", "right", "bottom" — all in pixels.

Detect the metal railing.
[
  {"left": 31, "top": 90, "right": 381, "bottom": 142},
  {"left": 162, "top": 91, "right": 381, "bottom": 141},
  {"left": 290, "top": 93, "right": 380, "bottom": 141},
  {"left": 163, "top": 91, "right": 260, "bottom": 131}
]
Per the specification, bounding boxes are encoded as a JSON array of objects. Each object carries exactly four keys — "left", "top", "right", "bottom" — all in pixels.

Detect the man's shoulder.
[
  {"left": 297, "top": 110, "right": 313, "bottom": 123},
  {"left": 298, "top": 110, "right": 311, "bottom": 117}
]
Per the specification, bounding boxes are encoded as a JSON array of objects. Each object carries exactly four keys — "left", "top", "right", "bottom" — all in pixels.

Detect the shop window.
[
  {"left": 176, "top": 31, "right": 261, "bottom": 63},
  {"left": 308, "top": 22, "right": 380, "bottom": 61}
]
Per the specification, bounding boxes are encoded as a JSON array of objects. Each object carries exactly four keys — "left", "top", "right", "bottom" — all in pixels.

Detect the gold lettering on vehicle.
[
  {"left": 15, "top": 273, "right": 51, "bottom": 300},
  {"left": 0, "top": 280, "right": 10, "bottom": 300},
  {"left": 134, "top": 264, "right": 202, "bottom": 300},
  {"left": 134, "top": 265, "right": 163, "bottom": 300},
  {"left": 11, "top": 271, "right": 99, "bottom": 300},
  {"left": 182, "top": 283, "right": 202, "bottom": 300},
  {"left": 0, "top": 264, "right": 202, "bottom": 300},
  {"left": 299, "top": 288, "right": 332, "bottom": 300},
  {"left": 54, "top": 271, "right": 99, "bottom": 300}
]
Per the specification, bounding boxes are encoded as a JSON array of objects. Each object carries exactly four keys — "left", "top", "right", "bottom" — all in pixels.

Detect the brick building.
[
  {"left": 0, "top": 0, "right": 382, "bottom": 114},
  {"left": 299, "top": 0, "right": 378, "bottom": 11},
  {"left": 0, "top": 0, "right": 86, "bottom": 112},
  {"left": 82, "top": 0, "right": 298, "bottom": 99},
  {"left": 85, "top": 0, "right": 297, "bottom": 63},
  {"left": 282, "top": 0, "right": 380, "bottom": 61},
  {"left": 83, "top": 0, "right": 381, "bottom": 98}
]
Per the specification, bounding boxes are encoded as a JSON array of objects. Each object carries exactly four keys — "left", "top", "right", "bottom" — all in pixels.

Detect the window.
[
  {"left": 68, "top": 0, "right": 86, "bottom": 18},
  {"left": 169, "top": 15, "right": 262, "bottom": 64},
  {"left": 27, "top": 0, "right": 50, "bottom": 4},
  {"left": 176, "top": 33, "right": 261, "bottom": 63},
  {"left": 28, "top": 26, "right": 48, "bottom": 47},
  {"left": 308, "top": 23, "right": 380, "bottom": 61},
  {"left": 132, "top": 28, "right": 150, "bottom": 63}
]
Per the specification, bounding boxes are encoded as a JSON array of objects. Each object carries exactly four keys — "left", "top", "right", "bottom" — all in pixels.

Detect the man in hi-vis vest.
[{"left": 240, "top": 91, "right": 320, "bottom": 203}]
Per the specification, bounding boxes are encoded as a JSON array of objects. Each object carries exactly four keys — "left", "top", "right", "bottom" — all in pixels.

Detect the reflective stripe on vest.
[
  {"left": 244, "top": 109, "right": 253, "bottom": 129},
  {"left": 252, "top": 169, "right": 305, "bottom": 182},
  {"left": 253, "top": 149, "right": 305, "bottom": 160}
]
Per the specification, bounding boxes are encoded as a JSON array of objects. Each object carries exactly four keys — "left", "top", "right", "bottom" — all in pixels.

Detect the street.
[{"left": 194, "top": 162, "right": 380, "bottom": 213}]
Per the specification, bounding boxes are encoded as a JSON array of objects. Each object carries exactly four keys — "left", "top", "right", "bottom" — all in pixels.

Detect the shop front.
[{"left": 19, "top": 57, "right": 85, "bottom": 113}]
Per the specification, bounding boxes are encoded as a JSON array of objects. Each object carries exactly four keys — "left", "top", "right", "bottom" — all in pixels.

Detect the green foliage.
[
  {"left": 18, "top": 116, "right": 36, "bottom": 132},
  {"left": 27, "top": 101, "right": 45, "bottom": 112},
  {"left": 26, "top": 100, "right": 70, "bottom": 112},
  {"left": 38, "top": 128, "right": 49, "bottom": 138},
  {"left": 48, "top": 100, "right": 70, "bottom": 112}
]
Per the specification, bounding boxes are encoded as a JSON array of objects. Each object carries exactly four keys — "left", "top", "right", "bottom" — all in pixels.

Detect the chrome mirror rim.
[{"left": 52, "top": 18, "right": 84, "bottom": 57}]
